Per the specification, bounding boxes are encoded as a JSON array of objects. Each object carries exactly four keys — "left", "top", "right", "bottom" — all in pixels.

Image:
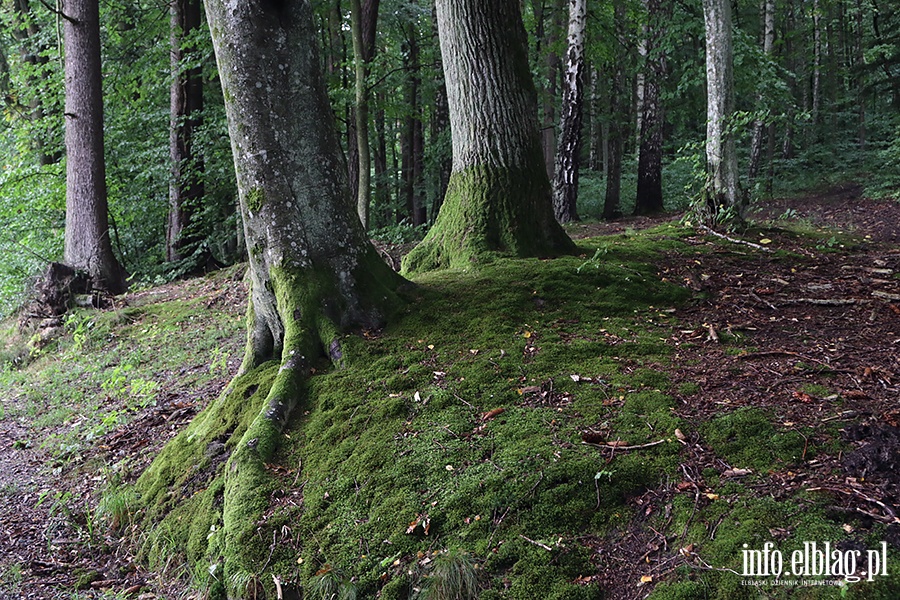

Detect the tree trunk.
[
  {"left": 167, "top": 0, "right": 205, "bottom": 263},
  {"left": 63, "top": 0, "right": 127, "bottom": 294},
  {"left": 179, "top": 0, "right": 406, "bottom": 590},
  {"left": 634, "top": 0, "right": 667, "bottom": 215},
  {"left": 349, "top": 0, "right": 380, "bottom": 229},
  {"left": 540, "top": 0, "right": 564, "bottom": 181},
  {"left": 10, "top": 0, "right": 58, "bottom": 165},
  {"left": 748, "top": 0, "right": 775, "bottom": 186},
  {"left": 702, "top": 0, "right": 741, "bottom": 222},
  {"left": 430, "top": 3, "right": 451, "bottom": 221},
  {"left": 588, "top": 67, "right": 603, "bottom": 172},
  {"left": 603, "top": 0, "right": 626, "bottom": 221},
  {"left": 402, "top": 0, "right": 575, "bottom": 273},
  {"left": 551, "top": 0, "right": 586, "bottom": 223}
]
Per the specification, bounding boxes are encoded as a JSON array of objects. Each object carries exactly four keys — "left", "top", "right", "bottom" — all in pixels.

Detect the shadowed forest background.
[{"left": 0, "top": 0, "right": 899, "bottom": 599}]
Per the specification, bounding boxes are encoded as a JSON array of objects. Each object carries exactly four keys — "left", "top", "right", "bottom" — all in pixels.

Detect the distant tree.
[
  {"left": 603, "top": 0, "right": 628, "bottom": 221},
  {"left": 63, "top": 0, "right": 127, "bottom": 293},
  {"left": 634, "top": 0, "right": 668, "bottom": 215},
  {"left": 166, "top": 0, "right": 204, "bottom": 263},
  {"left": 702, "top": 0, "right": 741, "bottom": 222},
  {"left": 552, "top": 0, "right": 587, "bottom": 224},
  {"left": 349, "top": 0, "right": 380, "bottom": 229},
  {"left": 402, "top": 0, "right": 575, "bottom": 272}
]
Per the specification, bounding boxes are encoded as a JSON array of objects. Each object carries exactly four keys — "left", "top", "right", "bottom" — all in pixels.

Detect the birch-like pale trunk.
[
  {"left": 551, "top": 0, "right": 587, "bottom": 223},
  {"left": 703, "top": 0, "right": 741, "bottom": 220}
]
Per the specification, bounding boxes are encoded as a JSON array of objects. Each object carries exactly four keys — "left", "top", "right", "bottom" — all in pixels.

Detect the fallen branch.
[
  {"left": 782, "top": 298, "right": 870, "bottom": 306},
  {"left": 698, "top": 225, "right": 774, "bottom": 252},
  {"left": 872, "top": 290, "right": 900, "bottom": 301},
  {"left": 519, "top": 534, "right": 553, "bottom": 551},
  {"left": 582, "top": 439, "right": 667, "bottom": 451},
  {"left": 806, "top": 486, "right": 899, "bottom": 523}
]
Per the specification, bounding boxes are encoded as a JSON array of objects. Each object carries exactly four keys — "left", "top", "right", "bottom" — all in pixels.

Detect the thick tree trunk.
[
  {"left": 702, "top": 0, "right": 741, "bottom": 221},
  {"left": 63, "top": 0, "right": 127, "bottom": 294},
  {"left": 167, "top": 0, "right": 205, "bottom": 263},
  {"left": 430, "top": 4, "right": 451, "bottom": 221},
  {"left": 551, "top": 0, "right": 586, "bottom": 223},
  {"left": 634, "top": 0, "right": 667, "bottom": 215},
  {"left": 748, "top": 0, "right": 775, "bottom": 186},
  {"left": 402, "top": 0, "right": 575, "bottom": 273},
  {"left": 189, "top": 0, "right": 405, "bottom": 590}
]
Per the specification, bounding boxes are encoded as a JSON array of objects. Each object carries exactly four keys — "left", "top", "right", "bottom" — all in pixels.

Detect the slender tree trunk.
[
  {"left": 603, "top": 0, "right": 626, "bottom": 220},
  {"left": 167, "top": 0, "right": 205, "bottom": 263},
  {"left": 11, "top": 0, "right": 57, "bottom": 165},
  {"left": 63, "top": 0, "right": 127, "bottom": 294},
  {"left": 552, "top": 0, "right": 586, "bottom": 223},
  {"left": 402, "top": 0, "right": 575, "bottom": 273},
  {"left": 812, "top": 0, "right": 821, "bottom": 127},
  {"left": 749, "top": 0, "right": 775, "bottom": 186},
  {"left": 702, "top": 0, "right": 741, "bottom": 221},
  {"left": 855, "top": 0, "right": 866, "bottom": 149},
  {"left": 349, "top": 0, "right": 380, "bottom": 229},
  {"left": 541, "top": 0, "right": 564, "bottom": 180},
  {"left": 588, "top": 67, "right": 602, "bottom": 172},
  {"left": 634, "top": 0, "right": 667, "bottom": 215},
  {"left": 430, "top": 3, "right": 451, "bottom": 221}
]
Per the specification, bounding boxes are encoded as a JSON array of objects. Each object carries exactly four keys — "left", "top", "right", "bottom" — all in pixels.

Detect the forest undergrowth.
[{"left": 0, "top": 184, "right": 899, "bottom": 599}]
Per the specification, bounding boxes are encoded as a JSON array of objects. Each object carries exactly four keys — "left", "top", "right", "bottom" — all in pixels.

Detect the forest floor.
[{"left": 0, "top": 182, "right": 898, "bottom": 599}]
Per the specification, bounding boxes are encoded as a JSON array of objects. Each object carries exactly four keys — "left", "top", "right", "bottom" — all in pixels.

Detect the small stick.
[
  {"left": 582, "top": 439, "right": 666, "bottom": 451},
  {"left": 698, "top": 224, "right": 774, "bottom": 252},
  {"left": 519, "top": 534, "right": 552, "bottom": 551}
]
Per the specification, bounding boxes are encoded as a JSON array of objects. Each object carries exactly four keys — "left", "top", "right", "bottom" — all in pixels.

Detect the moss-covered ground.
[{"left": 2, "top": 207, "right": 899, "bottom": 599}]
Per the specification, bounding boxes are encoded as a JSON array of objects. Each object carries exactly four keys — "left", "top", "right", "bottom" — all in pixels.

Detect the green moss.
[
  {"left": 245, "top": 188, "right": 264, "bottom": 213},
  {"left": 401, "top": 163, "right": 576, "bottom": 273},
  {"left": 700, "top": 407, "right": 806, "bottom": 472}
]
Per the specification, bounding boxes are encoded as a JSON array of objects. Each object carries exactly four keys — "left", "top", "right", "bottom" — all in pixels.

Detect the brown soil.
[{"left": 0, "top": 183, "right": 898, "bottom": 599}]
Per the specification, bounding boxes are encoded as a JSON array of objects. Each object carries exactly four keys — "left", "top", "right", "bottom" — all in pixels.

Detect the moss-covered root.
[
  {"left": 220, "top": 360, "right": 306, "bottom": 596},
  {"left": 402, "top": 164, "right": 577, "bottom": 273}
]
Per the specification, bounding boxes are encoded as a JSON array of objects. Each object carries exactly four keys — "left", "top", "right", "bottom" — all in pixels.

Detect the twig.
[
  {"left": 806, "top": 486, "right": 898, "bottom": 522},
  {"left": 749, "top": 291, "right": 778, "bottom": 311},
  {"left": 698, "top": 224, "right": 774, "bottom": 252},
  {"left": 872, "top": 290, "right": 900, "bottom": 301},
  {"left": 519, "top": 534, "right": 552, "bottom": 551},
  {"left": 582, "top": 439, "right": 667, "bottom": 452},
  {"left": 782, "top": 298, "right": 869, "bottom": 306}
]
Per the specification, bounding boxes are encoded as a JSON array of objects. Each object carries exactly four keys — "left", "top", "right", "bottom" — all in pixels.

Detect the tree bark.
[
  {"left": 702, "top": 0, "right": 741, "bottom": 222},
  {"left": 197, "top": 0, "right": 406, "bottom": 589},
  {"left": 402, "top": 0, "right": 575, "bottom": 273},
  {"left": 748, "top": 0, "right": 775, "bottom": 186},
  {"left": 167, "top": 0, "right": 205, "bottom": 263},
  {"left": 349, "top": 0, "right": 380, "bottom": 229},
  {"left": 634, "top": 0, "right": 667, "bottom": 215},
  {"left": 603, "top": 0, "right": 627, "bottom": 221},
  {"left": 63, "top": 0, "right": 127, "bottom": 294},
  {"left": 551, "top": 0, "right": 586, "bottom": 223}
]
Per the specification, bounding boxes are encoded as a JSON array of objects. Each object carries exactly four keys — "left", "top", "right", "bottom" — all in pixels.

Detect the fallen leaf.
[
  {"left": 792, "top": 391, "right": 814, "bottom": 403},
  {"left": 523, "top": 331, "right": 532, "bottom": 339},
  {"left": 606, "top": 440, "right": 629, "bottom": 448},
  {"left": 482, "top": 407, "right": 505, "bottom": 421},
  {"left": 640, "top": 575, "right": 653, "bottom": 584},
  {"left": 759, "top": 238, "right": 772, "bottom": 244},
  {"left": 674, "top": 428, "right": 686, "bottom": 441},
  {"left": 705, "top": 493, "right": 719, "bottom": 500}
]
